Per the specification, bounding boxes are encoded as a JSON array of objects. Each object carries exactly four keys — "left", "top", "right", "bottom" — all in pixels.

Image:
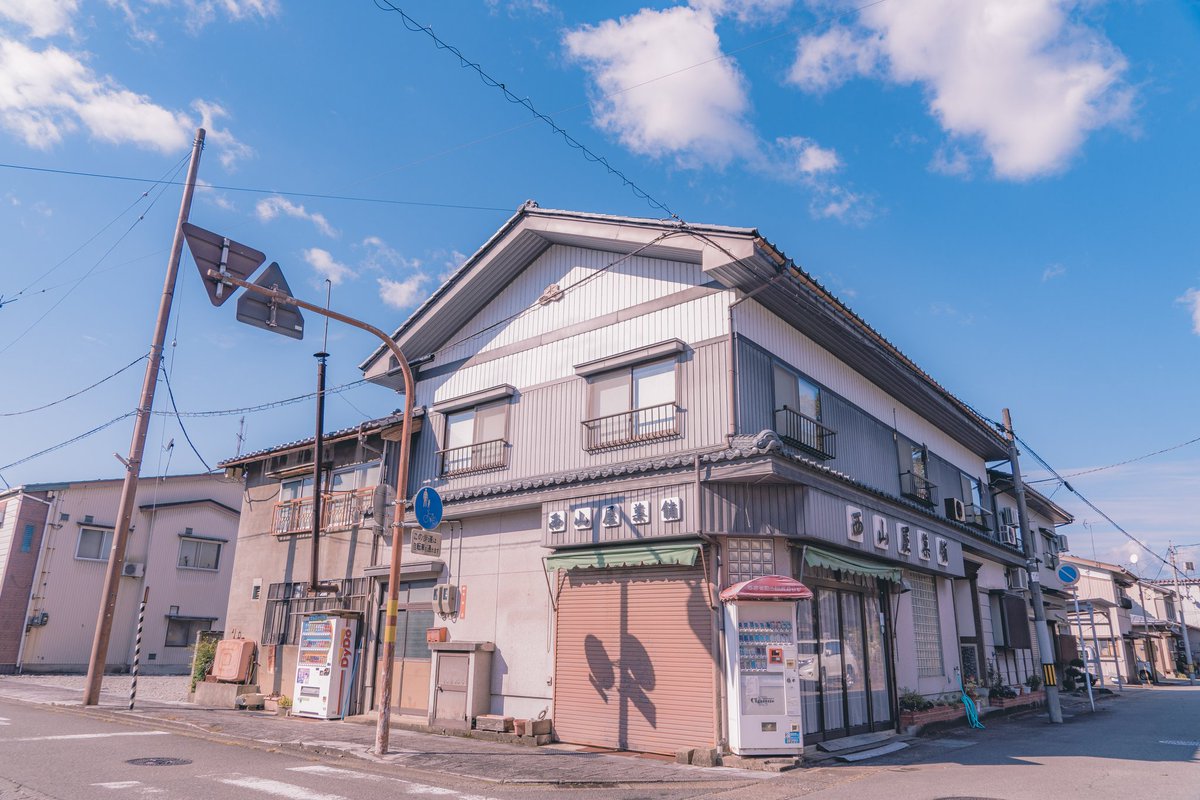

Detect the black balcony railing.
[
  {"left": 964, "top": 503, "right": 993, "bottom": 531},
  {"left": 774, "top": 407, "right": 837, "bottom": 460},
  {"left": 438, "top": 438, "right": 508, "bottom": 477},
  {"left": 900, "top": 471, "right": 938, "bottom": 507},
  {"left": 582, "top": 402, "right": 680, "bottom": 450}
]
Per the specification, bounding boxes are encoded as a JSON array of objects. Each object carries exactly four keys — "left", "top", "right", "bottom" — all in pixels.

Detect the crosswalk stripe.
[
  {"left": 214, "top": 775, "right": 347, "bottom": 800},
  {"left": 2, "top": 731, "right": 168, "bottom": 742},
  {"left": 0, "top": 717, "right": 9, "bottom": 726},
  {"left": 92, "top": 782, "right": 142, "bottom": 789},
  {"left": 287, "top": 765, "right": 497, "bottom": 799}
]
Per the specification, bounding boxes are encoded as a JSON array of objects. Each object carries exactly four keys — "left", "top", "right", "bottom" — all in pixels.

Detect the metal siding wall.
[
  {"left": 927, "top": 453, "right": 964, "bottom": 507},
  {"left": 820, "top": 393, "right": 901, "bottom": 493},
  {"left": 735, "top": 302, "right": 987, "bottom": 477},
  {"left": 703, "top": 484, "right": 803, "bottom": 537},
  {"left": 553, "top": 565, "right": 716, "bottom": 754},
  {"left": 414, "top": 341, "right": 730, "bottom": 497},
  {"left": 735, "top": 337, "right": 774, "bottom": 433}
]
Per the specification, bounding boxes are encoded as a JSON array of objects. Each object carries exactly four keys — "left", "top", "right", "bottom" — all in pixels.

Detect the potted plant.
[
  {"left": 1025, "top": 674, "right": 1043, "bottom": 693},
  {"left": 276, "top": 695, "right": 292, "bottom": 717}
]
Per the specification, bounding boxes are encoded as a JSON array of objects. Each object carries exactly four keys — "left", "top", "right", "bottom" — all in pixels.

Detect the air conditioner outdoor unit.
[
  {"left": 121, "top": 562, "right": 145, "bottom": 578},
  {"left": 434, "top": 583, "right": 459, "bottom": 615},
  {"left": 1001, "top": 525, "right": 1019, "bottom": 546},
  {"left": 1008, "top": 568, "right": 1030, "bottom": 592},
  {"left": 944, "top": 497, "right": 966, "bottom": 523},
  {"left": 1056, "top": 534, "right": 1069, "bottom": 553}
]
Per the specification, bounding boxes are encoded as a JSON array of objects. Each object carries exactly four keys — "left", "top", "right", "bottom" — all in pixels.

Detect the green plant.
[
  {"left": 898, "top": 688, "right": 933, "bottom": 712},
  {"left": 190, "top": 637, "right": 217, "bottom": 692},
  {"left": 1025, "top": 674, "right": 1043, "bottom": 692},
  {"left": 990, "top": 683, "right": 1018, "bottom": 699},
  {"left": 277, "top": 694, "right": 292, "bottom": 709}
]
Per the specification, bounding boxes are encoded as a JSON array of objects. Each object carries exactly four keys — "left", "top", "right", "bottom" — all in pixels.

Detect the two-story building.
[{"left": 222, "top": 203, "right": 1067, "bottom": 753}]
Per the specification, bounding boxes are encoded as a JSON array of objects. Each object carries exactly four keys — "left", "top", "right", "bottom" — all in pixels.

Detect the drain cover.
[{"left": 125, "top": 757, "right": 192, "bottom": 767}]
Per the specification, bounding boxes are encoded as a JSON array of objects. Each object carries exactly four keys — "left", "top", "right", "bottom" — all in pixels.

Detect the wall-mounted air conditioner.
[
  {"left": 1056, "top": 534, "right": 1069, "bottom": 553},
  {"left": 1008, "top": 568, "right": 1030, "bottom": 592},
  {"left": 434, "top": 583, "right": 459, "bottom": 615},
  {"left": 944, "top": 498, "right": 966, "bottom": 523},
  {"left": 1001, "top": 525, "right": 1019, "bottom": 546},
  {"left": 122, "top": 562, "right": 145, "bottom": 578}
]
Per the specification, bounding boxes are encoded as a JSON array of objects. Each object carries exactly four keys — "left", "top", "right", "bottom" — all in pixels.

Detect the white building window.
[
  {"left": 164, "top": 617, "right": 213, "bottom": 647},
  {"left": 76, "top": 527, "right": 114, "bottom": 561},
  {"left": 726, "top": 538, "right": 775, "bottom": 585},
  {"left": 440, "top": 403, "right": 509, "bottom": 475},
  {"left": 907, "top": 570, "right": 944, "bottom": 676},
  {"left": 584, "top": 359, "right": 678, "bottom": 449},
  {"left": 178, "top": 537, "right": 221, "bottom": 570}
]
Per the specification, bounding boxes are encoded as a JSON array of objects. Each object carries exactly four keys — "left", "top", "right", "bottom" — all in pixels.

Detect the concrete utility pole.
[
  {"left": 1002, "top": 408, "right": 1063, "bottom": 724},
  {"left": 83, "top": 128, "right": 205, "bottom": 706},
  {"left": 1169, "top": 543, "right": 1195, "bottom": 684}
]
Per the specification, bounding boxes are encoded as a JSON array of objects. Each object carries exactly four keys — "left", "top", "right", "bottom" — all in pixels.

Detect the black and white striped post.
[{"left": 129, "top": 586, "right": 148, "bottom": 710}]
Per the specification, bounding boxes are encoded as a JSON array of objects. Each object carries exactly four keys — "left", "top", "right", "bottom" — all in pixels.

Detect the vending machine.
[
  {"left": 720, "top": 575, "right": 813, "bottom": 756},
  {"left": 292, "top": 610, "right": 359, "bottom": 719}
]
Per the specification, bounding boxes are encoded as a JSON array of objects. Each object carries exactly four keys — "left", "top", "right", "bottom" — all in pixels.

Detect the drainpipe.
[{"left": 16, "top": 491, "right": 58, "bottom": 673}]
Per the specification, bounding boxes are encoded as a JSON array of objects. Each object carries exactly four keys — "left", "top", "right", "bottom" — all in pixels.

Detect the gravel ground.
[{"left": 0, "top": 674, "right": 192, "bottom": 703}]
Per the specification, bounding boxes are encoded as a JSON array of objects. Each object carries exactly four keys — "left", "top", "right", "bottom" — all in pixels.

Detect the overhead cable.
[
  {"left": 1026, "top": 433, "right": 1200, "bottom": 483},
  {"left": 150, "top": 378, "right": 372, "bottom": 418},
  {"left": 0, "top": 412, "right": 136, "bottom": 472},
  {"left": 159, "top": 368, "right": 213, "bottom": 472},
  {"left": 0, "top": 355, "right": 147, "bottom": 417}
]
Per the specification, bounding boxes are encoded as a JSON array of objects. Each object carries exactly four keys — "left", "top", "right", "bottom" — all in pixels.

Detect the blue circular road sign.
[
  {"left": 1057, "top": 563, "right": 1080, "bottom": 586},
  {"left": 414, "top": 487, "right": 443, "bottom": 531}
]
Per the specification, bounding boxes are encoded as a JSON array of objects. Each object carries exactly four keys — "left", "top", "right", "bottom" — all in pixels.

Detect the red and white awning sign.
[{"left": 719, "top": 574, "right": 814, "bottom": 602}]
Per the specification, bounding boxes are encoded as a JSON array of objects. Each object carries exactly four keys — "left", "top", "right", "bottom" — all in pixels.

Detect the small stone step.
[
  {"left": 835, "top": 741, "right": 909, "bottom": 762},
  {"left": 817, "top": 730, "right": 896, "bottom": 753},
  {"left": 475, "top": 714, "right": 513, "bottom": 732}
]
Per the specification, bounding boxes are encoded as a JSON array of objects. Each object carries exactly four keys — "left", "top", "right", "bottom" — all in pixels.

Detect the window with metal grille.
[
  {"left": 261, "top": 578, "right": 370, "bottom": 646},
  {"left": 725, "top": 537, "right": 775, "bottom": 585},
  {"left": 906, "top": 570, "right": 944, "bottom": 676}
]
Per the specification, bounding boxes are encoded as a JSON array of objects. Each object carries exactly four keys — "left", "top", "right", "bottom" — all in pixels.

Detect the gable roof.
[{"left": 359, "top": 202, "right": 1010, "bottom": 460}]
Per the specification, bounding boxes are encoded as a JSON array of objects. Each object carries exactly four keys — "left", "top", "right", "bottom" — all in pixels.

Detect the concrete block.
[
  {"left": 691, "top": 747, "right": 721, "bottom": 768},
  {"left": 475, "top": 714, "right": 514, "bottom": 732},
  {"left": 192, "top": 682, "right": 258, "bottom": 709},
  {"left": 528, "top": 719, "right": 552, "bottom": 735},
  {"left": 675, "top": 748, "right": 696, "bottom": 765}
]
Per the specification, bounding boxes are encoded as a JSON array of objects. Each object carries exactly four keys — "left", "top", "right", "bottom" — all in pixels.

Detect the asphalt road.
[{"left": 1, "top": 685, "right": 1197, "bottom": 800}]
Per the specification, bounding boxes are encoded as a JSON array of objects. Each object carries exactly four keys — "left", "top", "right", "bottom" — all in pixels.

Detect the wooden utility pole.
[{"left": 83, "top": 129, "right": 205, "bottom": 706}]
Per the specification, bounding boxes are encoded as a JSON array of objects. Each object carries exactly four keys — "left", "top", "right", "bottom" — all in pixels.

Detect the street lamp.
[{"left": 184, "top": 223, "right": 415, "bottom": 754}]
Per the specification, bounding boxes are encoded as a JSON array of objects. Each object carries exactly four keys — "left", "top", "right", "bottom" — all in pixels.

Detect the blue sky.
[{"left": 0, "top": 1, "right": 1197, "bottom": 574}]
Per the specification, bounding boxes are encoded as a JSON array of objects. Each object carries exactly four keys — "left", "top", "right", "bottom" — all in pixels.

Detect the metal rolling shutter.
[{"left": 553, "top": 565, "right": 716, "bottom": 755}]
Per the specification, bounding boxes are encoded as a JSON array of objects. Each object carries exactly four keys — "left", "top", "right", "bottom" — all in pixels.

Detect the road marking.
[
  {"left": 287, "top": 764, "right": 496, "bottom": 799},
  {"left": 91, "top": 782, "right": 166, "bottom": 795},
  {"left": 214, "top": 775, "right": 348, "bottom": 800},
  {"left": 2, "top": 730, "right": 169, "bottom": 742},
  {"left": 0, "top": 717, "right": 9, "bottom": 726},
  {"left": 1159, "top": 739, "right": 1200, "bottom": 746}
]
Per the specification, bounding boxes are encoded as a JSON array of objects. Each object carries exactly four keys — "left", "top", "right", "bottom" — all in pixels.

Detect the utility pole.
[
  {"left": 1169, "top": 543, "right": 1195, "bottom": 684},
  {"left": 1002, "top": 408, "right": 1063, "bottom": 724},
  {"left": 310, "top": 351, "right": 328, "bottom": 594},
  {"left": 83, "top": 128, "right": 205, "bottom": 706}
]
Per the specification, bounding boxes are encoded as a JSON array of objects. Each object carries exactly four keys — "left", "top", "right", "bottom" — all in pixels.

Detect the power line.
[
  {"left": 159, "top": 368, "right": 213, "bottom": 473},
  {"left": 0, "top": 412, "right": 136, "bottom": 472},
  {"left": 1027, "top": 433, "right": 1200, "bottom": 484},
  {"left": 372, "top": 1, "right": 682, "bottom": 221},
  {"left": 0, "top": 357, "right": 147, "bottom": 419},
  {"left": 150, "top": 378, "right": 372, "bottom": 418},
  {"left": 0, "top": 162, "right": 513, "bottom": 213}
]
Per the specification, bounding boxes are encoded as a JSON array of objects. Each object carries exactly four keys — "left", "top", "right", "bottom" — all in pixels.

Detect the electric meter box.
[
  {"left": 291, "top": 611, "right": 359, "bottom": 720},
  {"left": 434, "top": 583, "right": 459, "bottom": 614}
]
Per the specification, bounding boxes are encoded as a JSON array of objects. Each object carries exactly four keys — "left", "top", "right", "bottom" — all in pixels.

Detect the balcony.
[
  {"left": 900, "top": 471, "right": 938, "bottom": 507},
  {"left": 965, "top": 503, "right": 994, "bottom": 531},
  {"left": 438, "top": 438, "right": 508, "bottom": 477},
  {"left": 582, "top": 402, "right": 680, "bottom": 451},
  {"left": 774, "top": 407, "right": 837, "bottom": 460},
  {"left": 272, "top": 487, "right": 375, "bottom": 536}
]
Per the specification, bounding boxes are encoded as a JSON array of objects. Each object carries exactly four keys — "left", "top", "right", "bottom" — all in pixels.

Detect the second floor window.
[
  {"left": 76, "top": 527, "right": 113, "bottom": 561},
  {"left": 898, "top": 436, "right": 936, "bottom": 505},
  {"left": 178, "top": 537, "right": 221, "bottom": 570},
  {"left": 441, "top": 401, "right": 509, "bottom": 475},
  {"left": 584, "top": 359, "right": 678, "bottom": 449},
  {"left": 772, "top": 365, "right": 835, "bottom": 459}
]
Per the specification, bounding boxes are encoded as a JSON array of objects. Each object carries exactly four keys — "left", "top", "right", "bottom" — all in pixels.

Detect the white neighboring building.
[{"left": 2, "top": 473, "right": 240, "bottom": 674}]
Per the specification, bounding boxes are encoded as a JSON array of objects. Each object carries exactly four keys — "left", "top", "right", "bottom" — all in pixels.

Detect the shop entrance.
[
  {"left": 373, "top": 578, "right": 436, "bottom": 715},
  {"left": 795, "top": 581, "right": 894, "bottom": 742}
]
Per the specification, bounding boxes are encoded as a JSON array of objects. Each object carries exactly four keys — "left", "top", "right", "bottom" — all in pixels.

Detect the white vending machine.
[
  {"left": 292, "top": 610, "right": 359, "bottom": 719},
  {"left": 721, "top": 575, "right": 813, "bottom": 756}
]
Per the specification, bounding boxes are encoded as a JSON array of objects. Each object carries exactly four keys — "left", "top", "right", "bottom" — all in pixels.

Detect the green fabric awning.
[
  {"left": 802, "top": 545, "right": 902, "bottom": 584},
  {"left": 544, "top": 543, "right": 700, "bottom": 572}
]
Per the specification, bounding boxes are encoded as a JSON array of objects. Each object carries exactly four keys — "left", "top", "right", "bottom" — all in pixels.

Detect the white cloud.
[
  {"left": 1179, "top": 288, "right": 1200, "bottom": 336},
  {"left": 564, "top": 6, "right": 755, "bottom": 168},
  {"left": 0, "top": 0, "right": 79, "bottom": 38},
  {"left": 775, "top": 135, "right": 841, "bottom": 176},
  {"left": 303, "top": 248, "right": 353, "bottom": 286},
  {"left": 378, "top": 274, "right": 428, "bottom": 310},
  {"left": 192, "top": 100, "right": 254, "bottom": 170},
  {"left": 178, "top": 0, "right": 279, "bottom": 32},
  {"left": 0, "top": 39, "right": 191, "bottom": 152},
  {"left": 689, "top": 0, "right": 793, "bottom": 24},
  {"left": 810, "top": 184, "right": 871, "bottom": 223},
  {"left": 929, "top": 145, "right": 970, "bottom": 177},
  {"left": 1042, "top": 263, "right": 1066, "bottom": 282},
  {"left": 256, "top": 196, "right": 337, "bottom": 238},
  {"left": 789, "top": 0, "right": 1132, "bottom": 180}
]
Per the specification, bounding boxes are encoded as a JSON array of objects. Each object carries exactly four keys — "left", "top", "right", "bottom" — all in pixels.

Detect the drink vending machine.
[
  {"left": 292, "top": 610, "right": 359, "bottom": 719},
  {"left": 720, "top": 575, "right": 814, "bottom": 756}
]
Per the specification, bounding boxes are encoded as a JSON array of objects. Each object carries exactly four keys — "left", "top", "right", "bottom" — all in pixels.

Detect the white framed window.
[
  {"left": 441, "top": 401, "right": 508, "bottom": 475},
  {"left": 330, "top": 461, "right": 381, "bottom": 492},
  {"left": 178, "top": 537, "right": 221, "bottom": 570},
  {"left": 76, "top": 527, "right": 114, "bottom": 561},
  {"left": 281, "top": 476, "right": 314, "bottom": 501},
  {"left": 906, "top": 570, "right": 944, "bottom": 676},
  {"left": 772, "top": 364, "right": 821, "bottom": 420},
  {"left": 585, "top": 358, "right": 678, "bottom": 448}
]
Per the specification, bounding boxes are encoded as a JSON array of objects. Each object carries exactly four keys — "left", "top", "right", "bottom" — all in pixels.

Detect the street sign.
[
  {"left": 183, "top": 222, "right": 266, "bottom": 307},
  {"left": 1058, "top": 563, "right": 1080, "bottom": 586},
  {"left": 411, "top": 529, "right": 442, "bottom": 557},
  {"left": 414, "top": 487, "right": 443, "bottom": 530},
  {"left": 235, "top": 262, "right": 305, "bottom": 340}
]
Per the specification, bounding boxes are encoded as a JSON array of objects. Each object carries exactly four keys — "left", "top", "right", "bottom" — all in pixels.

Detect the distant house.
[{"left": 0, "top": 473, "right": 240, "bottom": 674}]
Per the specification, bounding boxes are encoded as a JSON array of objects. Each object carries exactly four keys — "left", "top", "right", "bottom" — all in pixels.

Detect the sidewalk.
[{"left": 0, "top": 676, "right": 770, "bottom": 787}]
